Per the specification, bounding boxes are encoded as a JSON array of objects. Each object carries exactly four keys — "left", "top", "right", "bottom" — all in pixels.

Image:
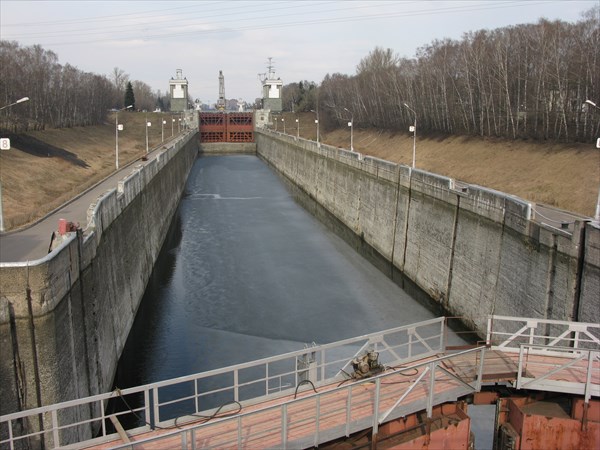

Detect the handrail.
[
  {"left": 100, "top": 346, "right": 487, "bottom": 450},
  {"left": 487, "top": 315, "right": 600, "bottom": 351},
  {"left": 1, "top": 318, "right": 445, "bottom": 449},
  {"left": 516, "top": 343, "right": 600, "bottom": 402}
]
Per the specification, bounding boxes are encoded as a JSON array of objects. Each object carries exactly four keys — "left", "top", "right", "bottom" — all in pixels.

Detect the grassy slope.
[
  {"left": 0, "top": 111, "right": 598, "bottom": 231},
  {"left": 0, "top": 112, "right": 181, "bottom": 229},
  {"left": 283, "top": 112, "right": 599, "bottom": 218}
]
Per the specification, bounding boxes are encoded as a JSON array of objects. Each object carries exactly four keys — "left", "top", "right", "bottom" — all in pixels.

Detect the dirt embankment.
[
  {"left": 279, "top": 112, "right": 599, "bottom": 218},
  {"left": 0, "top": 112, "right": 182, "bottom": 230},
  {"left": 0, "top": 111, "right": 598, "bottom": 231}
]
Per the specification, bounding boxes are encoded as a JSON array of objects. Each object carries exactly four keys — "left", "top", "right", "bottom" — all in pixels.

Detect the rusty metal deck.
[
  {"left": 84, "top": 348, "right": 600, "bottom": 449},
  {"left": 2, "top": 316, "right": 598, "bottom": 449}
]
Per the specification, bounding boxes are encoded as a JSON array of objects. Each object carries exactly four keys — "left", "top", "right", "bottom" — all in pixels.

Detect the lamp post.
[
  {"left": 171, "top": 117, "right": 175, "bottom": 137},
  {"left": 296, "top": 116, "right": 299, "bottom": 139},
  {"left": 344, "top": 107, "right": 354, "bottom": 151},
  {"left": 585, "top": 99, "right": 600, "bottom": 111},
  {"left": 178, "top": 117, "right": 181, "bottom": 133},
  {"left": 274, "top": 116, "right": 278, "bottom": 131},
  {"left": 115, "top": 104, "right": 132, "bottom": 170},
  {"left": 0, "top": 97, "right": 29, "bottom": 232},
  {"left": 145, "top": 115, "right": 151, "bottom": 154},
  {"left": 162, "top": 119, "right": 166, "bottom": 142},
  {"left": 0, "top": 96, "right": 29, "bottom": 111},
  {"left": 403, "top": 102, "right": 417, "bottom": 168},
  {"left": 311, "top": 109, "right": 320, "bottom": 145},
  {"left": 282, "top": 118, "right": 286, "bottom": 134}
]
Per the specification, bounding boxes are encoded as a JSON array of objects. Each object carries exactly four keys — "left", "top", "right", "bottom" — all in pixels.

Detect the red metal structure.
[{"left": 199, "top": 112, "right": 254, "bottom": 143}]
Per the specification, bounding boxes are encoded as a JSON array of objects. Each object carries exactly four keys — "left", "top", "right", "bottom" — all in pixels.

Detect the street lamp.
[
  {"left": 310, "top": 109, "right": 320, "bottom": 145},
  {"left": 115, "top": 104, "right": 132, "bottom": 170},
  {"left": 0, "top": 97, "right": 29, "bottom": 111},
  {"left": 274, "top": 116, "right": 278, "bottom": 131},
  {"left": 0, "top": 96, "right": 30, "bottom": 232},
  {"left": 344, "top": 107, "right": 354, "bottom": 151},
  {"left": 282, "top": 118, "right": 286, "bottom": 134},
  {"left": 145, "top": 115, "right": 151, "bottom": 154},
  {"left": 162, "top": 119, "right": 166, "bottom": 142},
  {"left": 296, "top": 116, "right": 299, "bottom": 139},
  {"left": 178, "top": 117, "right": 181, "bottom": 133},
  {"left": 585, "top": 99, "right": 600, "bottom": 111},
  {"left": 403, "top": 102, "right": 417, "bottom": 168},
  {"left": 172, "top": 117, "right": 175, "bottom": 137}
]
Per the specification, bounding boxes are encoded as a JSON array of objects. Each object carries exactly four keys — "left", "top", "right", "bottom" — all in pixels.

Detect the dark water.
[{"left": 112, "top": 154, "right": 456, "bottom": 423}]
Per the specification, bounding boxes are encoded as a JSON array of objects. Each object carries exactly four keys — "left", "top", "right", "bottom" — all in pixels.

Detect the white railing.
[
  {"left": 516, "top": 344, "right": 600, "bottom": 402},
  {"left": 486, "top": 315, "right": 600, "bottom": 353},
  {"left": 1, "top": 318, "right": 445, "bottom": 449},
  {"left": 100, "top": 346, "right": 487, "bottom": 450},
  {"left": 487, "top": 315, "right": 600, "bottom": 403}
]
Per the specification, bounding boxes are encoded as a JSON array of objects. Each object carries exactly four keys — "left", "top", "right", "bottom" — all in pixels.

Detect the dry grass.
[
  {"left": 283, "top": 112, "right": 599, "bottom": 218},
  {"left": 1, "top": 111, "right": 598, "bottom": 231},
  {"left": 0, "top": 112, "right": 184, "bottom": 230}
]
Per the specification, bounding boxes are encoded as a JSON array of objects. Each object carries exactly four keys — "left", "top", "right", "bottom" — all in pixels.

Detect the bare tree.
[{"left": 311, "top": 7, "right": 599, "bottom": 143}]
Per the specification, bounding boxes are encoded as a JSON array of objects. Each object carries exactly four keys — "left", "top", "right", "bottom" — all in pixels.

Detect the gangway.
[{"left": 1, "top": 316, "right": 598, "bottom": 449}]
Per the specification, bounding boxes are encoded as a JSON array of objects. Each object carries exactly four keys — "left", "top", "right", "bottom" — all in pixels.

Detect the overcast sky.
[{"left": 1, "top": 0, "right": 596, "bottom": 105}]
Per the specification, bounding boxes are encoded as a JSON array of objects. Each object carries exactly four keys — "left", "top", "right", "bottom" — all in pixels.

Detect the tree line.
[
  {"left": 285, "top": 9, "right": 599, "bottom": 143},
  {"left": 0, "top": 41, "right": 171, "bottom": 131}
]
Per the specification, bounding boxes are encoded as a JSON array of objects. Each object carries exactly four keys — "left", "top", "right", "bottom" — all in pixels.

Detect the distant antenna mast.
[
  {"left": 258, "top": 57, "right": 276, "bottom": 84},
  {"left": 267, "top": 57, "right": 275, "bottom": 79},
  {"left": 218, "top": 70, "right": 226, "bottom": 110}
]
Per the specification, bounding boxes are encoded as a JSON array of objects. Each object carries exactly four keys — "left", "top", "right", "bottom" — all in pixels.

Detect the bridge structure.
[{"left": 1, "top": 315, "right": 598, "bottom": 449}]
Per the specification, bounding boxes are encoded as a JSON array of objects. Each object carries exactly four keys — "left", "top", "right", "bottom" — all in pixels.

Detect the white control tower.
[
  {"left": 259, "top": 58, "right": 283, "bottom": 112},
  {"left": 169, "top": 69, "right": 188, "bottom": 112}
]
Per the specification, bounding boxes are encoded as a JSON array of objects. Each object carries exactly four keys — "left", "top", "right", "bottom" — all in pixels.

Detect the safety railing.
[
  {"left": 516, "top": 344, "right": 600, "bottom": 402},
  {"left": 0, "top": 317, "right": 445, "bottom": 449},
  {"left": 486, "top": 315, "right": 600, "bottom": 354},
  {"left": 101, "top": 346, "right": 487, "bottom": 450}
]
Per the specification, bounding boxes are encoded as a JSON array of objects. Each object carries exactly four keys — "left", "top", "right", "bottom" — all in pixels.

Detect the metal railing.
[
  {"left": 486, "top": 315, "right": 600, "bottom": 353},
  {"left": 487, "top": 315, "right": 600, "bottom": 404},
  {"left": 101, "top": 346, "right": 487, "bottom": 450},
  {"left": 1, "top": 318, "right": 445, "bottom": 449},
  {"left": 516, "top": 344, "right": 600, "bottom": 402}
]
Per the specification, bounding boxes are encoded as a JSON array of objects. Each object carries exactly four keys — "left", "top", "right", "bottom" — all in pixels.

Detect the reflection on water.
[{"left": 111, "top": 154, "right": 463, "bottom": 425}]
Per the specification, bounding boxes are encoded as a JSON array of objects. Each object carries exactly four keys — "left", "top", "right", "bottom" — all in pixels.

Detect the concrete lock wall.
[
  {"left": 255, "top": 130, "right": 600, "bottom": 336},
  {"left": 0, "top": 131, "right": 198, "bottom": 445}
]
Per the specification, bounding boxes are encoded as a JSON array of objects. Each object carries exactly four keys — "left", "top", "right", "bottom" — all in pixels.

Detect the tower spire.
[{"left": 217, "top": 70, "right": 226, "bottom": 111}]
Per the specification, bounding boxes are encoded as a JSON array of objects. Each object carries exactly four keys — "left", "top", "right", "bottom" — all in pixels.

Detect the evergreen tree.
[{"left": 124, "top": 82, "right": 135, "bottom": 110}]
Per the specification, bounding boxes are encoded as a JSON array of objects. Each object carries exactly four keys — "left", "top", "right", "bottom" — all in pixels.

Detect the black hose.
[{"left": 294, "top": 379, "right": 318, "bottom": 399}]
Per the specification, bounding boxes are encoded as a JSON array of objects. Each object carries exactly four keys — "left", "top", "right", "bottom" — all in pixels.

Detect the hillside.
[
  {"left": 0, "top": 112, "right": 182, "bottom": 230},
  {"left": 282, "top": 112, "right": 599, "bottom": 219},
  {"left": 0, "top": 111, "right": 598, "bottom": 231}
]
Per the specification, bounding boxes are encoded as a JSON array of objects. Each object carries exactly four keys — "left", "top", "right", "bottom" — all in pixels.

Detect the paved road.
[
  {"left": 452, "top": 180, "right": 590, "bottom": 233},
  {"left": 0, "top": 133, "right": 190, "bottom": 263}
]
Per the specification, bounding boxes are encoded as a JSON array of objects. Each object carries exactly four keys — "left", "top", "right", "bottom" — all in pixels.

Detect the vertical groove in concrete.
[
  {"left": 572, "top": 222, "right": 586, "bottom": 322},
  {"left": 400, "top": 171, "right": 413, "bottom": 272},
  {"left": 75, "top": 229, "right": 95, "bottom": 435},
  {"left": 25, "top": 284, "right": 44, "bottom": 447},
  {"left": 544, "top": 234, "right": 558, "bottom": 321},
  {"left": 445, "top": 196, "right": 461, "bottom": 311},
  {"left": 389, "top": 166, "right": 402, "bottom": 275},
  {"left": 8, "top": 301, "right": 23, "bottom": 411}
]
